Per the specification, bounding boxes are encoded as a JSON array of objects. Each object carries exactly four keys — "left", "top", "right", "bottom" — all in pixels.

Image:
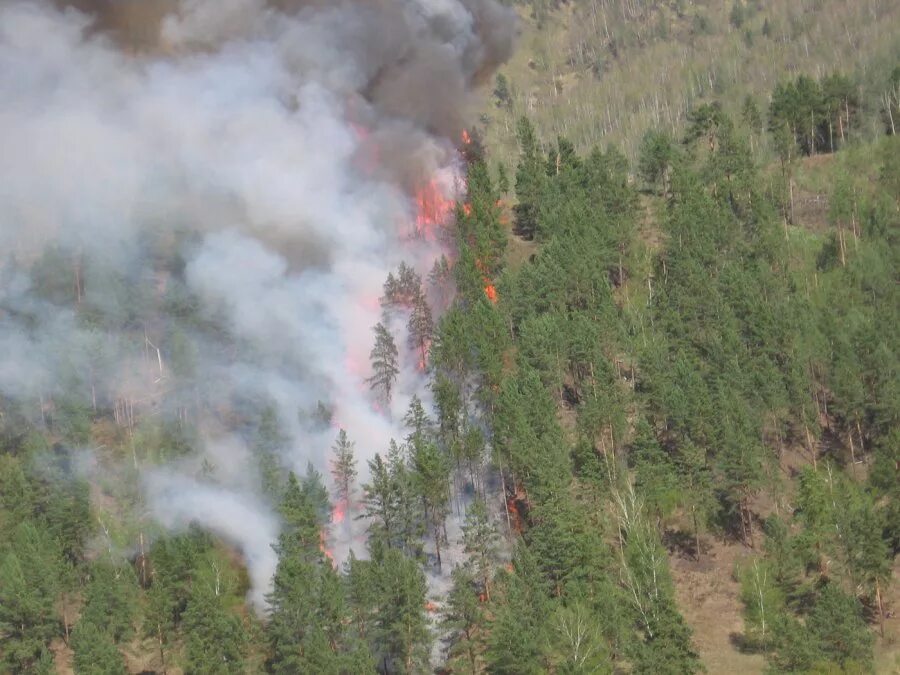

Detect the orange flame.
[
  {"left": 415, "top": 180, "right": 454, "bottom": 239},
  {"left": 416, "top": 338, "right": 433, "bottom": 372},
  {"left": 461, "top": 129, "right": 472, "bottom": 145},
  {"left": 319, "top": 529, "right": 335, "bottom": 565},
  {"left": 506, "top": 496, "right": 523, "bottom": 533},
  {"left": 475, "top": 257, "right": 499, "bottom": 304},
  {"left": 484, "top": 283, "right": 498, "bottom": 303},
  {"left": 462, "top": 203, "right": 472, "bottom": 217},
  {"left": 332, "top": 501, "right": 346, "bottom": 525},
  {"left": 425, "top": 601, "right": 439, "bottom": 613}
]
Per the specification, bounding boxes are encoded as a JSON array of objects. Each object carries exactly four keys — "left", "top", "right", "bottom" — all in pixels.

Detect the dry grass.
[
  {"left": 670, "top": 538, "right": 768, "bottom": 675},
  {"left": 476, "top": 0, "right": 900, "bottom": 170}
]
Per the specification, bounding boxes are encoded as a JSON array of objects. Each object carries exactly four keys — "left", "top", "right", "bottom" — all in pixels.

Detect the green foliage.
[
  {"left": 71, "top": 619, "right": 127, "bottom": 675},
  {"left": 770, "top": 584, "right": 874, "bottom": 672},
  {"left": 331, "top": 428, "right": 358, "bottom": 506},
  {"left": 738, "top": 558, "right": 785, "bottom": 649},
  {"left": 80, "top": 561, "right": 137, "bottom": 643},
  {"left": 367, "top": 322, "right": 400, "bottom": 403},
  {"left": 485, "top": 548, "right": 550, "bottom": 674},
  {"left": 638, "top": 130, "right": 676, "bottom": 193},
  {"left": 182, "top": 583, "right": 246, "bottom": 674},
  {"left": 0, "top": 522, "right": 68, "bottom": 672},
  {"left": 442, "top": 566, "right": 485, "bottom": 673}
]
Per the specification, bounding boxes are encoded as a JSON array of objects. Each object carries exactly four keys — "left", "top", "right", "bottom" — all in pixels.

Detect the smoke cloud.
[{"left": 0, "top": 0, "right": 513, "bottom": 605}]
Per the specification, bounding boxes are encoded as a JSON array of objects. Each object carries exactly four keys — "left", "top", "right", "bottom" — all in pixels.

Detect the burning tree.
[{"left": 367, "top": 322, "right": 399, "bottom": 404}]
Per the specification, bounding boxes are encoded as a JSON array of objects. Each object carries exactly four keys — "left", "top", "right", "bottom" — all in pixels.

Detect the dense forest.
[{"left": 1, "top": 2, "right": 899, "bottom": 675}]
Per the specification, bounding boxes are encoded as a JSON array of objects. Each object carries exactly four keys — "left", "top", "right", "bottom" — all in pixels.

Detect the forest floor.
[
  {"left": 670, "top": 538, "right": 766, "bottom": 675},
  {"left": 671, "top": 540, "right": 766, "bottom": 675},
  {"left": 671, "top": 539, "right": 900, "bottom": 674}
]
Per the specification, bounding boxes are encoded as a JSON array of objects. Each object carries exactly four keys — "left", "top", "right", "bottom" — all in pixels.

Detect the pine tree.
[
  {"left": 0, "top": 523, "right": 67, "bottom": 672},
  {"left": 411, "top": 441, "right": 451, "bottom": 571},
  {"left": 403, "top": 395, "right": 432, "bottom": 449},
  {"left": 362, "top": 453, "right": 396, "bottom": 545},
  {"left": 485, "top": 548, "right": 550, "bottom": 674},
  {"left": 255, "top": 405, "right": 287, "bottom": 496},
  {"left": 805, "top": 584, "right": 873, "bottom": 669},
  {"left": 0, "top": 552, "right": 58, "bottom": 672},
  {"left": 497, "top": 162, "right": 510, "bottom": 195},
  {"left": 370, "top": 544, "right": 429, "bottom": 674},
  {"left": 462, "top": 499, "right": 499, "bottom": 601},
  {"left": 79, "top": 562, "right": 137, "bottom": 643},
  {"left": 183, "top": 583, "right": 246, "bottom": 674},
  {"left": 442, "top": 566, "right": 484, "bottom": 673},
  {"left": 407, "top": 288, "right": 434, "bottom": 368},
  {"left": 514, "top": 116, "right": 545, "bottom": 240},
  {"left": 638, "top": 130, "right": 675, "bottom": 194},
  {"left": 367, "top": 322, "right": 399, "bottom": 404},
  {"left": 71, "top": 619, "right": 127, "bottom": 675},
  {"left": 302, "top": 461, "right": 332, "bottom": 521},
  {"left": 330, "top": 428, "right": 357, "bottom": 507},
  {"left": 493, "top": 73, "right": 511, "bottom": 110},
  {"left": 279, "top": 472, "right": 323, "bottom": 557}
]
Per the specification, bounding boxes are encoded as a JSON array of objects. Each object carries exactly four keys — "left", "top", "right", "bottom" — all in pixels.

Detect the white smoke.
[{"left": 0, "top": 0, "right": 513, "bottom": 605}]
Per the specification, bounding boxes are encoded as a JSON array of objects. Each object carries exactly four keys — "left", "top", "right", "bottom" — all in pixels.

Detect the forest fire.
[
  {"left": 484, "top": 283, "right": 498, "bottom": 303},
  {"left": 417, "top": 338, "right": 433, "bottom": 372},
  {"left": 319, "top": 530, "right": 335, "bottom": 566},
  {"left": 506, "top": 493, "right": 525, "bottom": 533},
  {"left": 332, "top": 501, "right": 346, "bottom": 525},
  {"left": 474, "top": 257, "right": 499, "bottom": 303},
  {"left": 415, "top": 180, "right": 454, "bottom": 239}
]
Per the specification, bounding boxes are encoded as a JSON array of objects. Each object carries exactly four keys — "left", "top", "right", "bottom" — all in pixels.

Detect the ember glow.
[
  {"left": 484, "top": 283, "right": 498, "bottom": 303},
  {"left": 415, "top": 179, "right": 456, "bottom": 239},
  {"left": 332, "top": 501, "right": 346, "bottom": 525},
  {"left": 319, "top": 530, "right": 336, "bottom": 566}
]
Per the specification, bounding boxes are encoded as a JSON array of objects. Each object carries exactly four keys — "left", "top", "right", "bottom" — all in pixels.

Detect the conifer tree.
[
  {"left": 370, "top": 544, "right": 429, "bottom": 673},
  {"left": 411, "top": 441, "right": 451, "bottom": 570},
  {"left": 442, "top": 566, "right": 484, "bottom": 673},
  {"left": 514, "top": 116, "right": 545, "bottom": 240},
  {"left": 183, "top": 583, "right": 245, "bottom": 674},
  {"left": 367, "top": 322, "right": 399, "bottom": 404},
  {"left": 255, "top": 405, "right": 287, "bottom": 496},
  {"left": 330, "top": 428, "right": 357, "bottom": 508},
  {"left": 407, "top": 288, "right": 434, "bottom": 368},
  {"left": 462, "top": 499, "right": 499, "bottom": 601},
  {"left": 71, "top": 619, "right": 127, "bottom": 675}
]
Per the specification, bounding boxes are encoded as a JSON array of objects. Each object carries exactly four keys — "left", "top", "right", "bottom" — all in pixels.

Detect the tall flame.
[
  {"left": 332, "top": 501, "right": 346, "bottom": 525},
  {"left": 319, "top": 529, "right": 335, "bottom": 566},
  {"left": 415, "top": 180, "right": 454, "bottom": 239}
]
